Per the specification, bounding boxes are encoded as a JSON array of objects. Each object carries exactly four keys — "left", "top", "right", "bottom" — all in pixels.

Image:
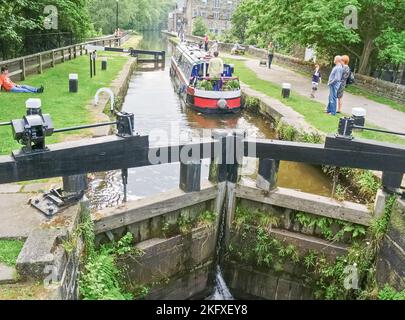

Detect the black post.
[
  {"left": 121, "top": 168, "right": 128, "bottom": 202},
  {"left": 256, "top": 158, "right": 280, "bottom": 192},
  {"left": 93, "top": 51, "right": 96, "bottom": 76},
  {"left": 89, "top": 53, "right": 93, "bottom": 78},
  {"left": 209, "top": 130, "right": 228, "bottom": 184},
  {"left": 116, "top": 1, "right": 119, "bottom": 31},
  {"left": 227, "top": 131, "right": 244, "bottom": 184},
  {"left": 180, "top": 160, "right": 202, "bottom": 192}
]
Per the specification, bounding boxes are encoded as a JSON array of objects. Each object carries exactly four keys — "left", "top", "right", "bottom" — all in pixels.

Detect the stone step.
[{"left": 0, "top": 263, "right": 17, "bottom": 285}]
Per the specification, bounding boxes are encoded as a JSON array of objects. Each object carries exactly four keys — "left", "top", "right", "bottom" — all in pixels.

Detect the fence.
[{"left": 0, "top": 32, "right": 131, "bottom": 82}]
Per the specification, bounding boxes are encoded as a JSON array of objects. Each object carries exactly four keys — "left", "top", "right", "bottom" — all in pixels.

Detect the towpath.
[{"left": 229, "top": 54, "right": 405, "bottom": 134}]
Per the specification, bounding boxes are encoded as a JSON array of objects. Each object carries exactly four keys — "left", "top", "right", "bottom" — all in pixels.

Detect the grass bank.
[
  {"left": 227, "top": 58, "right": 405, "bottom": 146},
  {"left": 0, "top": 239, "right": 24, "bottom": 267},
  {"left": 121, "top": 34, "right": 143, "bottom": 49},
  {"left": 0, "top": 52, "right": 129, "bottom": 154}
]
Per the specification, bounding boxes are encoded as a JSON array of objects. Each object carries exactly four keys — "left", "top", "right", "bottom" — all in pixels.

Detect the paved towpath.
[{"left": 229, "top": 54, "right": 405, "bottom": 134}]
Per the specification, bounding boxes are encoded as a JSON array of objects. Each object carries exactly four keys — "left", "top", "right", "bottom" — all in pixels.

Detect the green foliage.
[
  {"left": 177, "top": 213, "right": 193, "bottom": 235},
  {"left": 323, "top": 167, "right": 381, "bottom": 204},
  {"left": 192, "top": 17, "right": 208, "bottom": 37},
  {"left": 334, "top": 184, "right": 347, "bottom": 201},
  {"left": 231, "top": 0, "right": 405, "bottom": 74},
  {"left": 0, "top": 239, "right": 24, "bottom": 267},
  {"left": 230, "top": 206, "right": 299, "bottom": 270},
  {"left": 79, "top": 245, "right": 133, "bottom": 300},
  {"left": 244, "top": 96, "right": 261, "bottom": 113},
  {"left": 198, "top": 210, "right": 218, "bottom": 228},
  {"left": 196, "top": 80, "right": 214, "bottom": 91},
  {"left": 78, "top": 208, "right": 137, "bottom": 300},
  {"left": 0, "top": 52, "right": 128, "bottom": 154},
  {"left": 370, "top": 196, "right": 396, "bottom": 241},
  {"left": 0, "top": 0, "right": 94, "bottom": 58},
  {"left": 295, "top": 211, "right": 366, "bottom": 242},
  {"left": 89, "top": 0, "right": 174, "bottom": 34},
  {"left": 378, "top": 285, "right": 405, "bottom": 300},
  {"left": 222, "top": 79, "right": 240, "bottom": 91},
  {"left": 162, "top": 210, "right": 217, "bottom": 238}
]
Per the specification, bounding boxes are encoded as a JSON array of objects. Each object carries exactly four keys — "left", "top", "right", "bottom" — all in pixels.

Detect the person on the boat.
[
  {"left": 208, "top": 52, "right": 224, "bottom": 91},
  {"left": 208, "top": 52, "right": 224, "bottom": 79}
]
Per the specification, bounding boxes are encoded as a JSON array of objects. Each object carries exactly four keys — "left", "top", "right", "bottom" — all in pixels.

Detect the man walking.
[
  {"left": 326, "top": 56, "right": 343, "bottom": 116},
  {"left": 267, "top": 42, "right": 275, "bottom": 69},
  {"left": 204, "top": 34, "right": 209, "bottom": 52}
]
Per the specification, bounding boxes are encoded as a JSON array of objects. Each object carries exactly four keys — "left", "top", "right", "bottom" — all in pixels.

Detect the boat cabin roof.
[{"left": 174, "top": 42, "right": 235, "bottom": 79}]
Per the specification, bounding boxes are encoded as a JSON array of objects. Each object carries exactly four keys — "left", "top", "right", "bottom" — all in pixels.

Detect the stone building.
[
  {"left": 168, "top": 0, "right": 187, "bottom": 34},
  {"left": 184, "top": 0, "right": 240, "bottom": 35}
]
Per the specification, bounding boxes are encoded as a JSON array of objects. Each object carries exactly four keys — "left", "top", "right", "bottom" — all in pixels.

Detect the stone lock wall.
[{"left": 376, "top": 198, "right": 405, "bottom": 291}]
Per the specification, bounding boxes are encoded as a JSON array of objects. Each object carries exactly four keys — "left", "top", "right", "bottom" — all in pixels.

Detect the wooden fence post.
[
  {"left": 61, "top": 49, "right": 65, "bottom": 62},
  {"left": 20, "top": 58, "right": 26, "bottom": 80},
  {"left": 51, "top": 50, "right": 55, "bottom": 67},
  {"left": 38, "top": 54, "right": 43, "bottom": 74}
]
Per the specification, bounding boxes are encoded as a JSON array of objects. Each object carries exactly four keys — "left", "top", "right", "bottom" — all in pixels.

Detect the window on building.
[
  {"left": 214, "top": 12, "right": 220, "bottom": 20},
  {"left": 214, "top": 0, "right": 220, "bottom": 8}
]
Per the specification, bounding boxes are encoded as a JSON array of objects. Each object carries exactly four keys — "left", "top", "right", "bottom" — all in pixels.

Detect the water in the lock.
[{"left": 89, "top": 31, "right": 333, "bottom": 210}]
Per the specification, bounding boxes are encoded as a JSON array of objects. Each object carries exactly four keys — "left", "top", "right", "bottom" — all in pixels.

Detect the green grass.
[
  {"left": 0, "top": 239, "right": 24, "bottom": 267},
  {"left": 228, "top": 51, "right": 405, "bottom": 115},
  {"left": 227, "top": 58, "right": 405, "bottom": 146},
  {"left": 0, "top": 52, "right": 129, "bottom": 154},
  {"left": 121, "top": 34, "right": 142, "bottom": 49}
]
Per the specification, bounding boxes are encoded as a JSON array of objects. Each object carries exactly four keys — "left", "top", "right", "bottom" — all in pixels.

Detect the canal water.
[{"left": 88, "top": 32, "right": 332, "bottom": 210}]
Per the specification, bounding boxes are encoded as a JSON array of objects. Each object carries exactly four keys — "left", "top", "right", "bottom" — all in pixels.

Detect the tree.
[
  {"left": 0, "top": 0, "right": 94, "bottom": 59},
  {"left": 88, "top": 0, "right": 175, "bottom": 34},
  {"left": 192, "top": 17, "right": 208, "bottom": 37},
  {"left": 231, "top": 0, "right": 405, "bottom": 75}
]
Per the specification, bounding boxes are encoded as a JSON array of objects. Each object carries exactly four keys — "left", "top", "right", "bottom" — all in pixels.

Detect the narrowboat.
[{"left": 170, "top": 43, "right": 241, "bottom": 114}]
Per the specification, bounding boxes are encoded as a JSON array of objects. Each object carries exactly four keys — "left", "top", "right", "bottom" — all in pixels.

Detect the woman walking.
[{"left": 337, "top": 55, "right": 351, "bottom": 113}]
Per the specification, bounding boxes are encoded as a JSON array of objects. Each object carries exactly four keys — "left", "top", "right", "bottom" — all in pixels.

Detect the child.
[{"left": 310, "top": 64, "right": 321, "bottom": 98}]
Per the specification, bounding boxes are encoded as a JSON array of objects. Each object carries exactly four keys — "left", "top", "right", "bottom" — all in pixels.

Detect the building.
[
  {"left": 184, "top": 0, "right": 240, "bottom": 35},
  {"left": 168, "top": 0, "right": 187, "bottom": 34}
]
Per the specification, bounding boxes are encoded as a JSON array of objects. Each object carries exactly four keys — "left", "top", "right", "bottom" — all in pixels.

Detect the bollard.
[
  {"left": 101, "top": 57, "right": 107, "bottom": 71},
  {"left": 180, "top": 160, "right": 202, "bottom": 192},
  {"left": 352, "top": 107, "right": 366, "bottom": 129},
  {"left": 63, "top": 174, "right": 88, "bottom": 195},
  {"left": 69, "top": 74, "right": 78, "bottom": 93},
  {"left": 256, "top": 158, "right": 280, "bottom": 192},
  {"left": 282, "top": 83, "right": 291, "bottom": 98}
]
